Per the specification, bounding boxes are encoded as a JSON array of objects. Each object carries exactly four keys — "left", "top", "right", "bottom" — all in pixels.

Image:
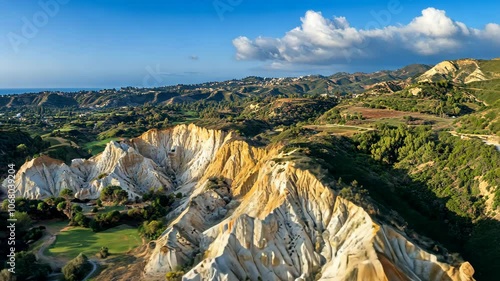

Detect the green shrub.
[
  {"left": 15, "top": 252, "right": 51, "bottom": 280},
  {"left": 139, "top": 220, "right": 164, "bottom": 240},
  {"left": 62, "top": 253, "right": 90, "bottom": 281},
  {"left": 100, "top": 185, "right": 128, "bottom": 203},
  {"left": 165, "top": 270, "right": 184, "bottom": 281},
  {"left": 99, "top": 246, "right": 109, "bottom": 258}
]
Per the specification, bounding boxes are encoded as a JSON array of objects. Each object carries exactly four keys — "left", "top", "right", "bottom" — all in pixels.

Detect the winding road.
[
  {"left": 35, "top": 235, "right": 57, "bottom": 265},
  {"left": 83, "top": 260, "right": 98, "bottom": 281},
  {"left": 35, "top": 233, "right": 99, "bottom": 280}
]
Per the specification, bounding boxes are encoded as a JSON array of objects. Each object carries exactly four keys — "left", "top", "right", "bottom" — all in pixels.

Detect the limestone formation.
[
  {"left": 3, "top": 124, "right": 230, "bottom": 199},
  {"left": 417, "top": 59, "right": 489, "bottom": 84},
  {"left": 5, "top": 124, "right": 475, "bottom": 281}
]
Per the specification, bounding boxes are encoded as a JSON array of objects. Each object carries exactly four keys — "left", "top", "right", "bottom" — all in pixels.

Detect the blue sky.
[{"left": 1, "top": 0, "right": 499, "bottom": 88}]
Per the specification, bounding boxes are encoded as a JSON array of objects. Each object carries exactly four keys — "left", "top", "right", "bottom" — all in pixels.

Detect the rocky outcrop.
[
  {"left": 6, "top": 124, "right": 475, "bottom": 281},
  {"left": 145, "top": 156, "right": 474, "bottom": 281},
  {"left": 365, "top": 81, "right": 407, "bottom": 94},
  {"left": 417, "top": 59, "right": 489, "bottom": 84},
  {"left": 3, "top": 124, "right": 231, "bottom": 199}
]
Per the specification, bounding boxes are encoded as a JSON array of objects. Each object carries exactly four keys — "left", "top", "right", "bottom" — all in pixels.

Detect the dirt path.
[
  {"left": 35, "top": 234, "right": 68, "bottom": 269},
  {"left": 450, "top": 131, "right": 500, "bottom": 151},
  {"left": 36, "top": 235, "right": 55, "bottom": 260},
  {"left": 35, "top": 230, "right": 100, "bottom": 279},
  {"left": 467, "top": 87, "right": 500, "bottom": 93},
  {"left": 34, "top": 224, "right": 73, "bottom": 269},
  {"left": 305, "top": 124, "right": 375, "bottom": 131}
]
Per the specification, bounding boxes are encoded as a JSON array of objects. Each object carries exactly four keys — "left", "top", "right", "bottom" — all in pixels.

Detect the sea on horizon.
[{"left": 0, "top": 88, "right": 102, "bottom": 96}]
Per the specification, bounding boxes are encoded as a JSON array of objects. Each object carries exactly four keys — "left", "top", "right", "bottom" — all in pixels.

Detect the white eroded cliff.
[
  {"left": 6, "top": 124, "right": 475, "bottom": 281},
  {"left": 143, "top": 145, "right": 475, "bottom": 281},
  {"left": 3, "top": 124, "right": 231, "bottom": 199}
]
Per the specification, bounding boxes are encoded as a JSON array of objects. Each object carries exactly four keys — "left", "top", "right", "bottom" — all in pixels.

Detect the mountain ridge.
[
  {"left": 0, "top": 64, "right": 431, "bottom": 109},
  {"left": 2, "top": 59, "right": 499, "bottom": 110}
]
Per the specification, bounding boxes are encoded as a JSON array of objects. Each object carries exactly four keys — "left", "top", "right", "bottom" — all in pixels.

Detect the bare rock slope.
[
  {"left": 417, "top": 59, "right": 496, "bottom": 84},
  {"left": 6, "top": 124, "right": 475, "bottom": 281},
  {"left": 5, "top": 124, "right": 229, "bottom": 199}
]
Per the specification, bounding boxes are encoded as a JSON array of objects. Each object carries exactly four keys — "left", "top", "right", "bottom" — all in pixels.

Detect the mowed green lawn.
[
  {"left": 46, "top": 224, "right": 141, "bottom": 259},
  {"left": 83, "top": 138, "right": 121, "bottom": 155}
]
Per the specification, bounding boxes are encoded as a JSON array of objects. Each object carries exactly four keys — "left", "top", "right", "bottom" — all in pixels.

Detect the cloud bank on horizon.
[{"left": 233, "top": 8, "right": 500, "bottom": 69}]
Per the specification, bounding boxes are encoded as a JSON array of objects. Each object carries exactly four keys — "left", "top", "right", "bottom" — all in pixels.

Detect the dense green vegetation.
[
  {"left": 317, "top": 107, "right": 364, "bottom": 124},
  {"left": 99, "top": 185, "right": 129, "bottom": 204},
  {"left": 273, "top": 124, "right": 499, "bottom": 281},
  {"left": 0, "top": 199, "right": 63, "bottom": 280},
  {"left": 468, "top": 79, "right": 500, "bottom": 105},
  {"left": 456, "top": 105, "right": 500, "bottom": 136},
  {"left": 354, "top": 125, "right": 499, "bottom": 219},
  {"left": 0, "top": 130, "right": 49, "bottom": 176},
  {"left": 239, "top": 97, "right": 337, "bottom": 126},
  {"left": 9, "top": 251, "right": 51, "bottom": 281},
  {"left": 361, "top": 81, "right": 480, "bottom": 116}
]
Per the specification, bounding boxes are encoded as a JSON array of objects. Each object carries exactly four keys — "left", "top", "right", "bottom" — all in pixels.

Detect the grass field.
[
  {"left": 478, "top": 59, "right": 500, "bottom": 74},
  {"left": 174, "top": 117, "right": 199, "bottom": 124},
  {"left": 83, "top": 138, "right": 121, "bottom": 155},
  {"left": 46, "top": 224, "right": 141, "bottom": 259},
  {"left": 58, "top": 125, "right": 80, "bottom": 132},
  {"left": 42, "top": 136, "right": 80, "bottom": 147},
  {"left": 40, "top": 220, "right": 70, "bottom": 233},
  {"left": 44, "top": 137, "right": 64, "bottom": 146},
  {"left": 80, "top": 203, "right": 126, "bottom": 214}
]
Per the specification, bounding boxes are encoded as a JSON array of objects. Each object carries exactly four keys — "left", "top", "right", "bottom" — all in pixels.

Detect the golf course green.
[{"left": 46, "top": 224, "right": 142, "bottom": 259}]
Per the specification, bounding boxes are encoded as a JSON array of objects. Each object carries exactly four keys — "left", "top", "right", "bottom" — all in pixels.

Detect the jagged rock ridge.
[
  {"left": 5, "top": 124, "right": 475, "bottom": 281},
  {"left": 417, "top": 59, "right": 499, "bottom": 84},
  {"left": 5, "top": 124, "right": 231, "bottom": 199}
]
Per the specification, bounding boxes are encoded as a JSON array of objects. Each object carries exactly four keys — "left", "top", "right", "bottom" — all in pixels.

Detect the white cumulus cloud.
[{"left": 233, "top": 8, "right": 500, "bottom": 67}]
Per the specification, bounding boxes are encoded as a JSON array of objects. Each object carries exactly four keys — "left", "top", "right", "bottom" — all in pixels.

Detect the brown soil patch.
[{"left": 348, "top": 107, "right": 410, "bottom": 119}]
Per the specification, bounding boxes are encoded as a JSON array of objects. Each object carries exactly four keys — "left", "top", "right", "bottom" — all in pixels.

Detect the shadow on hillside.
[
  {"left": 49, "top": 228, "right": 99, "bottom": 258},
  {"left": 290, "top": 135, "right": 500, "bottom": 281}
]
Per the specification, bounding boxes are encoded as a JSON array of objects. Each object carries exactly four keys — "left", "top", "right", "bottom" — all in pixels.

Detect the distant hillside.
[
  {"left": 329, "top": 64, "right": 430, "bottom": 93},
  {"left": 414, "top": 59, "right": 500, "bottom": 136},
  {"left": 417, "top": 58, "right": 500, "bottom": 85},
  {"left": 0, "top": 130, "right": 49, "bottom": 177},
  {"left": 0, "top": 64, "right": 430, "bottom": 109}
]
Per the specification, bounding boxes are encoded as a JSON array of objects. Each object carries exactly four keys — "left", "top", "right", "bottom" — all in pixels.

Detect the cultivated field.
[{"left": 341, "top": 106, "right": 453, "bottom": 129}]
